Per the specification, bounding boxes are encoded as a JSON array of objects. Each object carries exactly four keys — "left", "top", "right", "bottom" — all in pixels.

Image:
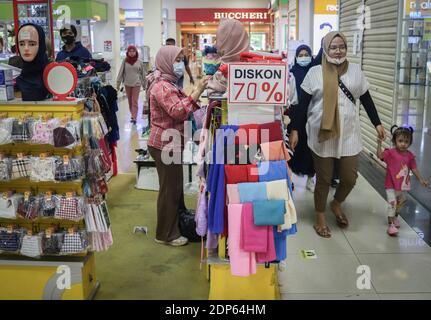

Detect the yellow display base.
[
  {"left": 0, "top": 252, "right": 98, "bottom": 300},
  {"left": 208, "top": 263, "right": 280, "bottom": 300}
]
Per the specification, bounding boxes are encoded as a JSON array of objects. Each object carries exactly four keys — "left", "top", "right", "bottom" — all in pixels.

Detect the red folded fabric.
[
  {"left": 256, "top": 226, "right": 277, "bottom": 263},
  {"left": 235, "top": 124, "right": 260, "bottom": 145},
  {"left": 259, "top": 120, "right": 283, "bottom": 143},
  {"left": 225, "top": 164, "right": 259, "bottom": 184},
  {"left": 240, "top": 203, "right": 268, "bottom": 252}
]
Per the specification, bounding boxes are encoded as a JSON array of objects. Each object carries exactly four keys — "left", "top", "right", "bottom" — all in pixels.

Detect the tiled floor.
[
  {"left": 114, "top": 84, "right": 431, "bottom": 300},
  {"left": 279, "top": 175, "right": 431, "bottom": 300}
]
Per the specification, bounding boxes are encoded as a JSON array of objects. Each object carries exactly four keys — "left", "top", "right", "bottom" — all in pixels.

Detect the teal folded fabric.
[
  {"left": 252, "top": 200, "right": 285, "bottom": 226},
  {"left": 238, "top": 182, "right": 267, "bottom": 203}
]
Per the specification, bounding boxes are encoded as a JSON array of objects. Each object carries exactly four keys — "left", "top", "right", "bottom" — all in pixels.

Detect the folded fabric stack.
[{"left": 206, "top": 121, "right": 297, "bottom": 277}]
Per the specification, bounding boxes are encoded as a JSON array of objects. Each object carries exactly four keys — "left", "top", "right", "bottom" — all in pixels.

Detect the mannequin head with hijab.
[{"left": 16, "top": 23, "right": 49, "bottom": 101}]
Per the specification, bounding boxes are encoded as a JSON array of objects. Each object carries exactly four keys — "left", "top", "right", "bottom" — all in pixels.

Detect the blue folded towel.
[
  {"left": 252, "top": 200, "right": 285, "bottom": 226},
  {"left": 258, "top": 160, "right": 288, "bottom": 182},
  {"left": 238, "top": 182, "right": 267, "bottom": 203}
]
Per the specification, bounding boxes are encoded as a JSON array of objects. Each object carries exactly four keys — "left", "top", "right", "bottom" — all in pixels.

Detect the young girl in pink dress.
[{"left": 377, "top": 126, "right": 429, "bottom": 236}]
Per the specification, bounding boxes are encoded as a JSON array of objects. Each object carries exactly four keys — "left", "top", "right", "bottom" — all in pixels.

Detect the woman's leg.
[
  {"left": 124, "top": 86, "right": 134, "bottom": 120},
  {"left": 331, "top": 155, "right": 358, "bottom": 226},
  {"left": 131, "top": 86, "right": 140, "bottom": 121},
  {"left": 148, "top": 146, "right": 183, "bottom": 242},
  {"left": 312, "top": 152, "right": 334, "bottom": 237}
]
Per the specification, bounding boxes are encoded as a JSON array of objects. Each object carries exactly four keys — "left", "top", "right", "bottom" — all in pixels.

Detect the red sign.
[{"left": 176, "top": 8, "right": 271, "bottom": 23}]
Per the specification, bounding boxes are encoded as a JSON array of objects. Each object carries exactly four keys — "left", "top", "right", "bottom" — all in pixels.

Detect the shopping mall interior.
[{"left": 0, "top": 0, "right": 430, "bottom": 301}]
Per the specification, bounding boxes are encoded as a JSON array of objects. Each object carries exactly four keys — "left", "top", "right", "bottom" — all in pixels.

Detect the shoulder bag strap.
[{"left": 338, "top": 78, "right": 356, "bottom": 105}]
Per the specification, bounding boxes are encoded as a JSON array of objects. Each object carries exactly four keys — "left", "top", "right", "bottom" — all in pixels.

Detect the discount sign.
[{"left": 228, "top": 63, "right": 288, "bottom": 105}]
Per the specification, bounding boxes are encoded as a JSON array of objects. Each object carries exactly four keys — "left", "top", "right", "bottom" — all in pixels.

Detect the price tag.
[
  {"left": 228, "top": 63, "right": 288, "bottom": 105},
  {"left": 7, "top": 225, "right": 13, "bottom": 234},
  {"left": 66, "top": 192, "right": 74, "bottom": 199},
  {"left": 68, "top": 227, "right": 75, "bottom": 235},
  {"left": 24, "top": 191, "right": 31, "bottom": 201},
  {"left": 45, "top": 229, "right": 52, "bottom": 238},
  {"left": 45, "top": 191, "right": 53, "bottom": 202},
  {"left": 17, "top": 153, "right": 24, "bottom": 160},
  {"left": 40, "top": 153, "right": 47, "bottom": 160},
  {"left": 63, "top": 155, "right": 70, "bottom": 165},
  {"left": 27, "top": 230, "right": 33, "bottom": 236},
  {"left": 2, "top": 192, "right": 8, "bottom": 199}
]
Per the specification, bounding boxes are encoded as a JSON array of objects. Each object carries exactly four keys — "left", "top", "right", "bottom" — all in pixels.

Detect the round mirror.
[{"left": 43, "top": 62, "right": 78, "bottom": 101}]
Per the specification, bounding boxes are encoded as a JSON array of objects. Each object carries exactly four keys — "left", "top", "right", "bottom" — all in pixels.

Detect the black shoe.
[{"left": 331, "top": 179, "right": 339, "bottom": 188}]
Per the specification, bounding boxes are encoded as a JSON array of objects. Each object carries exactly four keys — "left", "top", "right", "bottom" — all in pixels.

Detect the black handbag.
[{"left": 178, "top": 208, "right": 201, "bottom": 242}]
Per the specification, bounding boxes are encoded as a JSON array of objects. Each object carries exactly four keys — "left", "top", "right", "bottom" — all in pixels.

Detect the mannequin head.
[{"left": 18, "top": 25, "right": 39, "bottom": 62}]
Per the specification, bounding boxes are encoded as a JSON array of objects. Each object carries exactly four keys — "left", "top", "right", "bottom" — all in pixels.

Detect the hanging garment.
[
  {"left": 53, "top": 127, "right": 76, "bottom": 148},
  {"left": 240, "top": 203, "right": 267, "bottom": 253},
  {"left": 259, "top": 120, "right": 284, "bottom": 142},
  {"left": 224, "top": 164, "right": 259, "bottom": 184},
  {"left": 60, "top": 233, "right": 85, "bottom": 254},
  {"left": 226, "top": 184, "right": 240, "bottom": 204},
  {"left": 17, "top": 196, "right": 41, "bottom": 220},
  {"left": 237, "top": 182, "right": 268, "bottom": 203},
  {"left": 0, "top": 230, "right": 21, "bottom": 252},
  {"left": 0, "top": 118, "right": 13, "bottom": 145},
  {"left": 260, "top": 140, "right": 291, "bottom": 161},
  {"left": 256, "top": 226, "right": 276, "bottom": 263},
  {"left": 257, "top": 160, "right": 288, "bottom": 182},
  {"left": 55, "top": 197, "right": 84, "bottom": 221},
  {"left": 235, "top": 124, "right": 261, "bottom": 145},
  {"left": 11, "top": 158, "right": 31, "bottom": 179},
  {"left": 205, "top": 230, "right": 219, "bottom": 250},
  {"left": 31, "top": 119, "right": 58, "bottom": 145},
  {"left": 20, "top": 235, "right": 43, "bottom": 258},
  {"left": 195, "top": 186, "right": 208, "bottom": 237},
  {"left": 0, "top": 158, "right": 12, "bottom": 181},
  {"left": 273, "top": 226, "right": 288, "bottom": 261},
  {"left": 207, "top": 125, "right": 238, "bottom": 234},
  {"left": 42, "top": 233, "right": 62, "bottom": 254},
  {"left": 30, "top": 157, "right": 56, "bottom": 181},
  {"left": 0, "top": 194, "right": 22, "bottom": 219},
  {"left": 39, "top": 195, "right": 58, "bottom": 217},
  {"left": 11, "top": 120, "right": 31, "bottom": 142},
  {"left": 252, "top": 200, "right": 285, "bottom": 226},
  {"left": 266, "top": 179, "right": 295, "bottom": 230},
  {"left": 227, "top": 204, "right": 257, "bottom": 277}
]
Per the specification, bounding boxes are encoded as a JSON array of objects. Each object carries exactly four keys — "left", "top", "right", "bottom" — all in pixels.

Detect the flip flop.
[
  {"left": 313, "top": 225, "right": 331, "bottom": 238},
  {"left": 331, "top": 201, "right": 349, "bottom": 228}
]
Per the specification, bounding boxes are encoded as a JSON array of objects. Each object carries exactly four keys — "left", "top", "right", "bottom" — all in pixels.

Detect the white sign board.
[{"left": 228, "top": 63, "right": 288, "bottom": 106}]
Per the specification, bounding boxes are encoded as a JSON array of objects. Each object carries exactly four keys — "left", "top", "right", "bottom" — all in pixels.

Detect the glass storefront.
[{"left": 396, "top": 0, "right": 431, "bottom": 207}]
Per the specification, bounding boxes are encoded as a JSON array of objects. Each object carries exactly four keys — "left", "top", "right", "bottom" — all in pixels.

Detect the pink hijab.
[
  {"left": 207, "top": 19, "right": 249, "bottom": 94},
  {"left": 146, "top": 45, "right": 182, "bottom": 94}
]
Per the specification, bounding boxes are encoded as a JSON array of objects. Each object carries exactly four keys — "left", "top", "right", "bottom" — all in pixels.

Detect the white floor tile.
[
  {"left": 278, "top": 254, "right": 375, "bottom": 294},
  {"left": 378, "top": 293, "right": 431, "bottom": 300},
  {"left": 281, "top": 292, "right": 380, "bottom": 300},
  {"left": 357, "top": 254, "right": 431, "bottom": 293}
]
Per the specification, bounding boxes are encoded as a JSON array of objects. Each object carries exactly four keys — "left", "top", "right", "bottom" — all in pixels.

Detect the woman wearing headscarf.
[
  {"left": 207, "top": 19, "right": 250, "bottom": 95},
  {"left": 116, "top": 45, "right": 147, "bottom": 125},
  {"left": 290, "top": 31, "right": 386, "bottom": 238},
  {"left": 15, "top": 23, "right": 49, "bottom": 101},
  {"left": 146, "top": 45, "right": 208, "bottom": 246},
  {"left": 287, "top": 44, "right": 316, "bottom": 192}
]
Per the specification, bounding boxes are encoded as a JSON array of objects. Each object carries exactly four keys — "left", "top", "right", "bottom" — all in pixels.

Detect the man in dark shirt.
[
  {"left": 56, "top": 25, "right": 92, "bottom": 61},
  {"left": 165, "top": 38, "right": 194, "bottom": 88}
]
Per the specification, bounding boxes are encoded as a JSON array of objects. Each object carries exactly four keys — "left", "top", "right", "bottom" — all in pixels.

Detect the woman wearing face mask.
[
  {"left": 116, "top": 45, "right": 147, "bottom": 125},
  {"left": 146, "top": 45, "right": 208, "bottom": 247},
  {"left": 290, "top": 32, "right": 386, "bottom": 238},
  {"left": 15, "top": 23, "right": 49, "bottom": 101},
  {"left": 287, "top": 45, "right": 316, "bottom": 192}
]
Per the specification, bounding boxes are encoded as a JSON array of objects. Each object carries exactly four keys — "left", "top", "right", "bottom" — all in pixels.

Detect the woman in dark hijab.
[
  {"left": 15, "top": 23, "right": 49, "bottom": 101},
  {"left": 288, "top": 44, "right": 316, "bottom": 191}
]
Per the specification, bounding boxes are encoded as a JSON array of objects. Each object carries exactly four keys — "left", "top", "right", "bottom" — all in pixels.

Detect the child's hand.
[{"left": 420, "top": 179, "right": 430, "bottom": 188}]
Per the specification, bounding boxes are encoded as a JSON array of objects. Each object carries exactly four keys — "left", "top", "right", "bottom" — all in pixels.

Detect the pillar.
[{"left": 143, "top": 0, "right": 163, "bottom": 66}]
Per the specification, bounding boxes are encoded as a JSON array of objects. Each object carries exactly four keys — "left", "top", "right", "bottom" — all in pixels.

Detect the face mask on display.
[
  {"left": 326, "top": 55, "right": 347, "bottom": 65},
  {"left": 297, "top": 56, "right": 312, "bottom": 67},
  {"left": 62, "top": 35, "right": 75, "bottom": 45},
  {"left": 173, "top": 61, "right": 185, "bottom": 78}
]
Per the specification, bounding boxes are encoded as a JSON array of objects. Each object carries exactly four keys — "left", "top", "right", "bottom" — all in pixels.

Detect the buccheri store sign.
[{"left": 176, "top": 8, "right": 271, "bottom": 23}]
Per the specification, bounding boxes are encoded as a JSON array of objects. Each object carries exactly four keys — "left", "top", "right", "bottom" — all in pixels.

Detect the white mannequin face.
[{"left": 18, "top": 25, "right": 39, "bottom": 62}]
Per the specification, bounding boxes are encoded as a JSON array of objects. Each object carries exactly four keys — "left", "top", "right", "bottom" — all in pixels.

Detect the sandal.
[
  {"left": 331, "top": 201, "right": 349, "bottom": 228},
  {"left": 313, "top": 225, "right": 331, "bottom": 238}
]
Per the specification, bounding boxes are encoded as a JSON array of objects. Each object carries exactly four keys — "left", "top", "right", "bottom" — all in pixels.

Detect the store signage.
[
  {"left": 314, "top": 0, "right": 339, "bottom": 15},
  {"left": 406, "top": 0, "right": 431, "bottom": 18},
  {"left": 176, "top": 8, "right": 271, "bottom": 23},
  {"left": 228, "top": 63, "right": 288, "bottom": 105}
]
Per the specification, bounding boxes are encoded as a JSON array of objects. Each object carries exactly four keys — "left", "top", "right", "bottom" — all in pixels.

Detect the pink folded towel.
[
  {"left": 261, "top": 140, "right": 291, "bottom": 161},
  {"left": 240, "top": 203, "right": 268, "bottom": 252},
  {"left": 228, "top": 204, "right": 257, "bottom": 277},
  {"left": 226, "top": 184, "right": 241, "bottom": 204},
  {"left": 256, "top": 226, "right": 276, "bottom": 263}
]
